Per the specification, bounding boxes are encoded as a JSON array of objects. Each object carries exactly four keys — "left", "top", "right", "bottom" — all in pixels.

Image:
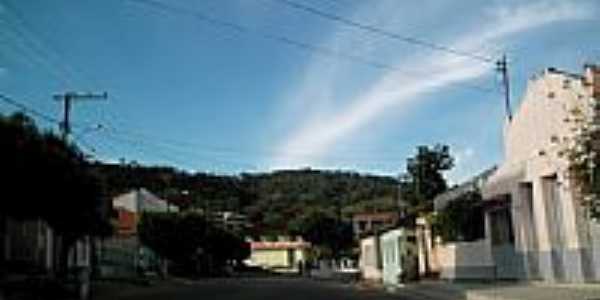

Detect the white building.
[
  {"left": 246, "top": 236, "right": 310, "bottom": 272},
  {"left": 99, "top": 188, "right": 177, "bottom": 277},
  {"left": 482, "top": 65, "right": 600, "bottom": 282},
  {"left": 113, "top": 188, "right": 179, "bottom": 215}
]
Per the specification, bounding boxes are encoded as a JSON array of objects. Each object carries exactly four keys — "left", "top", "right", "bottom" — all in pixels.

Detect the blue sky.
[{"left": 1, "top": 0, "right": 599, "bottom": 182}]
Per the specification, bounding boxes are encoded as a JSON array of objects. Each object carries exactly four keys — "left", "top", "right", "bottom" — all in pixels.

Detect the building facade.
[
  {"left": 352, "top": 212, "right": 398, "bottom": 239},
  {"left": 246, "top": 237, "right": 310, "bottom": 272},
  {"left": 482, "top": 65, "right": 600, "bottom": 282},
  {"left": 112, "top": 188, "right": 179, "bottom": 236},
  {"left": 209, "top": 211, "right": 251, "bottom": 233},
  {"left": 1, "top": 216, "right": 92, "bottom": 274},
  {"left": 99, "top": 188, "right": 177, "bottom": 277}
]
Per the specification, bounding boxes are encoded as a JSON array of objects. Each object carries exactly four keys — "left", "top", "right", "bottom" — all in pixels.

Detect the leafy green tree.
[
  {"left": 139, "top": 212, "right": 249, "bottom": 276},
  {"left": 399, "top": 144, "right": 454, "bottom": 212},
  {"left": 432, "top": 191, "right": 484, "bottom": 242},
  {"left": 563, "top": 106, "right": 600, "bottom": 219},
  {"left": 289, "top": 209, "right": 353, "bottom": 258}
]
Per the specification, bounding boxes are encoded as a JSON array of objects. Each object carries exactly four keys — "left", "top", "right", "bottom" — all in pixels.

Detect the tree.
[
  {"left": 399, "top": 144, "right": 454, "bottom": 212},
  {"left": 0, "top": 112, "right": 111, "bottom": 272},
  {"left": 289, "top": 209, "right": 353, "bottom": 258},
  {"left": 138, "top": 212, "right": 250, "bottom": 276},
  {"left": 563, "top": 106, "right": 600, "bottom": 219},
  {"left": 432, "top": 190, "right": 485, "bottom": 242}
]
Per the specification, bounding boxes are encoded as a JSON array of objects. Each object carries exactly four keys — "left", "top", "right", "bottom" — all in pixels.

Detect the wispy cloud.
[{"left": 269, "top": 0, "right": 594, "bottom": 169}]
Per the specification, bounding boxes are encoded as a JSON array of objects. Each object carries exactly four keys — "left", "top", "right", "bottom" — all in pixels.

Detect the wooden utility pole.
[
  {"left": 51, "top": 91, "right": 107, "bottom": 277},
  {"left": 496, "top": 55, "right": 512, "bottom": 121},
  {"left": 53, "top": 91, "right": 108, "bottom": 141}
]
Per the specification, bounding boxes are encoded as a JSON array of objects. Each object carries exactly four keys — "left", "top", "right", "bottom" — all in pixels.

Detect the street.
[{"left": 101, "top": 278, "right": 402, "bottom": 300}]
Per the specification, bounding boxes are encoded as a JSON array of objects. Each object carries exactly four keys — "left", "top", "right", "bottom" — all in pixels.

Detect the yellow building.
[{"left": 247, "top": 237, "right": 311, "bottom": 272}]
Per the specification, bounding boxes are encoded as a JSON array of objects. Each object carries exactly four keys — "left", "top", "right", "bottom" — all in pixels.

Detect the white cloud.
[
  {"left": 447, "top": 146, "right": 476, "bottom": 184},
  {"left": 268, "top": 0, "right": 594, "bottom": 170}
]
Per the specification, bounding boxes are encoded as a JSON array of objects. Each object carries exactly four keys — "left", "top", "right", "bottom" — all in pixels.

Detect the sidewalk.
[{"left": 389, "top": 281, "right": 600, "bottom": 300}]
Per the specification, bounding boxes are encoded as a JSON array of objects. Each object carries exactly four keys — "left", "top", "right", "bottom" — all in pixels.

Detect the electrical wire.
[
  {"left": 124, "top": 0, "right": 498, "bottom": 94},
  {"left": 0, "top": 93, "right": 61, "bottom": 125},
  {"left": 272, "top": 0, "right": 496, "bottom": 63}
]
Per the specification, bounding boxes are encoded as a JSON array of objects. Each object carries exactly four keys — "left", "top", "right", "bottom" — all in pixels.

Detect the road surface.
[{"left": 100, "top": 278, "right": 404, "bottom": 300}]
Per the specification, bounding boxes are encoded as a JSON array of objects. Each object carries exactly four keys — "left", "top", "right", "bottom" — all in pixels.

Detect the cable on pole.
[
  {"left": 124, "top": 0, "right": 498, "bottom": 94},
  {"left": 272, "top": 0, "right": 496, "bottom": 63},
  {"left": 0, "top": 93, "right": 61, "bottom": 124}
]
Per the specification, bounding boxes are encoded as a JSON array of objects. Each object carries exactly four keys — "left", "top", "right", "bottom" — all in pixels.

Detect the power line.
[
  {"left": 124, "top": 0, "right": 497, "bottom": 94},
  {"left": 0, "top": 95, "right": 409, "bottom": 165},
  {"left": 0, "top": 94, "right": 472, "bottom": 171},
  {"left": 0, "top": 94, "right": 61, "bottom": 124},
  {"left": 272, "top": 0, "right": 496, "bottom": 63},
  {"left": 1, "top": 2, "right": 80, "bottom": 87},
  {"left": 97, "top": 123, "right": 418, "bottom": 163},
  {"left": 98, "top": 128, "right": 261, "bottom": 171}
]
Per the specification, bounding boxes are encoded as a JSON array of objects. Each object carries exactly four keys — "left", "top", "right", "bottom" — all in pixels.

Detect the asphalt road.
[{"left": 102, "top": 278, "right": 403, "bottom": 300}]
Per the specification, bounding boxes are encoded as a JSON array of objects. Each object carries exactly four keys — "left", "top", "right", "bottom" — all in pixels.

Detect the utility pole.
[
  {"left": 50, "top": 91, "right": 107, "bottom": 278},
  {"left": 53, "top": 91, "right": 108, "bottom": 141},
  {"left": 496, "top": 55, "right": 512, "bottom": 121}
]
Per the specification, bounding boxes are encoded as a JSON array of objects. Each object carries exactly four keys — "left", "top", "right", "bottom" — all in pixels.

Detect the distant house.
[
  {"left": 246, "top": 236, "right": 310, "bottom": 272},
  {"left": 98, "top": 188, "right": 178, "bottom": 277},
  {"left": 352, "top": 212, "right": 398, "bottom": 239},
  {"left": 209, "top": 211, "right": 251, "bottom": 233},
  {"left": 112, "top": 188, "right": 179, "bottom": 236}
]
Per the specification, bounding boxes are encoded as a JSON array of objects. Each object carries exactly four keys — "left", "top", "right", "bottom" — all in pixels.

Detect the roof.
[
  {"left": 113, "top": 188, "right": 179, "bottom": 213},
  {"left": 250, "top": 241, "right": 311, "bottom": 250},
  {"left": 544, "top": 67, "right": 585, "bottom": 80},
  {"left": 352, "top": 212, "right": 398, "bottom": 221},
  {"left": 482, "top": 163, "right": 526, "bottom": 200},
  {"left": 434, "top": 166, "right": 497, "bottom": 211}
]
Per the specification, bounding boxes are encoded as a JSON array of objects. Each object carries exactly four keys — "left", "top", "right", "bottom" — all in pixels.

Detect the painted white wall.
[
  {"left": 359, "top": 236, "right": 381, "bottom": 281},
  {"left": 483, "top": 66, "right": 600, "bottom": 282}
]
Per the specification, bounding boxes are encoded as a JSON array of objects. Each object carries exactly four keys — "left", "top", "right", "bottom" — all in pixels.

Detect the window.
[
  {"left": 359, "top": 221, "right": 367, "bottom": 231},
  {"left": 548, "top": 92, "right": 556, "bottom": 99}
]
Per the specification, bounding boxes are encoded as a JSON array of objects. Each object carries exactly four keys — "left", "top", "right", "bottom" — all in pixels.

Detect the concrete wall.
[
  {"left": 434, "top": 239, "right": 495, "bottom": 280},
  {"left": 250, "top": 249, "right": 289, "bottom": 268},
  {"left": 249, "top": 248, "right": 307, "bottom": 270},
  {"left": 359, "top": 236, "right": 381, "bottom": 281},
  {"left": 4, "top": 218, "right": 54, "bottom": 271}
]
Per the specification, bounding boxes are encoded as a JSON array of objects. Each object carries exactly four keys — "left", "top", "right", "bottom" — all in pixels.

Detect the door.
[{"left": 489, "top": 196, "right": 519, "bottom": 279}]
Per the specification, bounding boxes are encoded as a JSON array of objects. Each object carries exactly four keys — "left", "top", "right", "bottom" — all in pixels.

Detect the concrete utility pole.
[
  {"left": 53, "top": 92, "right": 108, "bottom": 141},
  {"left": 496, "top": 55, "right": 512, "bottom": 121}
]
